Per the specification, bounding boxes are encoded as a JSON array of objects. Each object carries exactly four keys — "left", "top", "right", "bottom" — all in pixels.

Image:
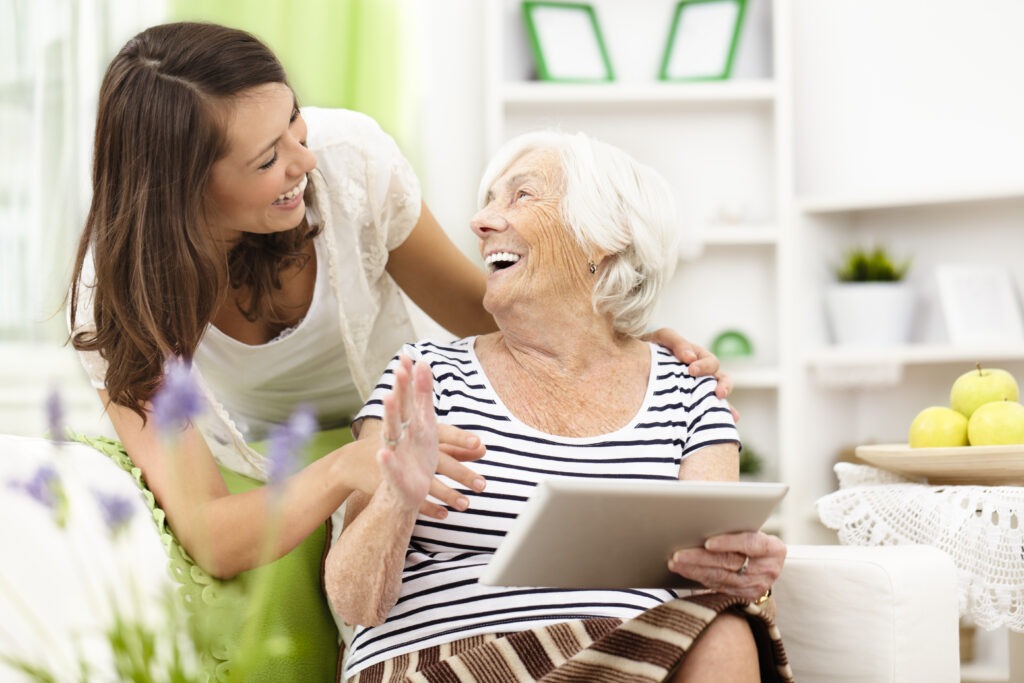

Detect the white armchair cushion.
[
  {"left": 0, "top": 435, "right": 178, "bottom": 680},
  {"left": 775, "top": 544, "right": 960, "bottom": 683}
]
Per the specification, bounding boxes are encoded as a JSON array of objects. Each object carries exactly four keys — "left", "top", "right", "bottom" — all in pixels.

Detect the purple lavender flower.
[
  {"left": 45, "top": 385, "right": 65, "bottom": 443},
  {"left": 9, "top": 464, "right": 68, "bottom": 527},
  {"left": 93, "top": 491, "right": 136, "bottom": 535},
  {"left": 152, "top": 357, "right": 205, "bottom": 433},
  {"left": 267, "top": 404, "right": 317, "bottom": 487},
  {"left": 16, "top": 464, "right": 59, "bottom": 507}
]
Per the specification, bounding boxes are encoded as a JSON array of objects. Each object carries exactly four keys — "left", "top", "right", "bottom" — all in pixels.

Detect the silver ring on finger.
[
  {"left": 383, "top": 427, "right": 402, "bottom": 448},
  {"left": 736, "top": 554, "right": 750, "bottom": 576}
]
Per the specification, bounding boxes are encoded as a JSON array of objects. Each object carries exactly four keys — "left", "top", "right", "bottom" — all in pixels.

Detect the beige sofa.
[{"left": 0, "top": 435, "right": 961, "bottom": 681}]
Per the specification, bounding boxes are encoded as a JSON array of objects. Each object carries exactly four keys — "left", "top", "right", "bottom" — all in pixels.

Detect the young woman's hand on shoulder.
[{"left": 643, "top": 327, "right": 738, "bottom": 421}]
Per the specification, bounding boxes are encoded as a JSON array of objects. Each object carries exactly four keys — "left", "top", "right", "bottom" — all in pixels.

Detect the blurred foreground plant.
[
  {"left": 2, "top": 389, "right": 202, "bottom": 681},
  {"left": 2, "top": 362, "right": 318, "bottom": 682}
]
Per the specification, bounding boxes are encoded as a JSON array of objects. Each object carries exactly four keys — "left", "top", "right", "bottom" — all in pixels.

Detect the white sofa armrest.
[{"left": 774, "top": 544, "right": 960, "bottom": 683}]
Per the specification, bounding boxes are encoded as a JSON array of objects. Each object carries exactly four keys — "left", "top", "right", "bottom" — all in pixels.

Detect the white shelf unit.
[
  {"left": 782, "top": 4, "right": 1024, "bottom": 679},
  {"left": 486, "top": 4, "right": 1023, "bottom": 651},
  {"left": 783, "top": 0, "right": 1024, "bottom": 559},
  {"left": 696, "top": 224, "right": 778, "bottom": 246},
  {"left": 484, "top": 0, "right": 788, "bottom": 484},
  {"left": 476, "top": 0, "right": 1024, "bottom": 677},
  {"left": 790, "top": 188, "right": 1024, "bottom": 540},
  {"left": 484, "top": 0, "right": 1024, "bottom": 545},
  {"left": 497, "top": 80, "right": 777, "bottom": 105}
]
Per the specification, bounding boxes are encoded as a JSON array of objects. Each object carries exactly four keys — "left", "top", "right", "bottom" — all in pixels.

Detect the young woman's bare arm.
[
  {"left": 386, "top": 202, "right": 496, "bottom": 337},
  {"left": 102, "top": 386, "right": 483, "bottom": 579}
]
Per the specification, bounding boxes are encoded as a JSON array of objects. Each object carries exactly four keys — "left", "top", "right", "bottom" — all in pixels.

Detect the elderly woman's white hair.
[{"left": 478, "top": 130, "right": 680, "bottom": 337}]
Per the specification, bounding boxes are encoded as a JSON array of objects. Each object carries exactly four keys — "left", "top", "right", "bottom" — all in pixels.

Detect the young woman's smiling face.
[{"left": 204, "top": 82, "right": 316, "bottom": 243}]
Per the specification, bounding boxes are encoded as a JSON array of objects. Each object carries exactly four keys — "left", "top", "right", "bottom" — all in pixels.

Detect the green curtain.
[{"left": 170, "top": 0, "right": 419, "bottom": 162}]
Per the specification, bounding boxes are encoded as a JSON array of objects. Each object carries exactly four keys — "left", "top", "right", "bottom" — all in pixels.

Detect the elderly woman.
[{"left": 325, "top": 131, "right": 792, "bottom": 683}]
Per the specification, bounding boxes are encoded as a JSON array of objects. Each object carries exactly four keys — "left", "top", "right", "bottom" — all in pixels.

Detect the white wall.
[
  {"left": 400, "top": 0, "right": 489, "bottom": 340},
  {"left": 414, "top": 0, "right": 488, "bottom": 259},
  {"left": 792, "top": 0, "right": 1024, "bottom": 199}
]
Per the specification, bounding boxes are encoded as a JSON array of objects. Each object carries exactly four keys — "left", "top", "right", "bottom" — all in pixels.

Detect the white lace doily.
[{"left": 817, "top": 462, "right": 1024, "bottom": 633}]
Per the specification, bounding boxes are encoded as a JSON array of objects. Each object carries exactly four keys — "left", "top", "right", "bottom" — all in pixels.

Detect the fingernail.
[
  {"left": 467, "top": 436, "right": 480, "bottom": 448},
  {"left": 435, "top": 508, "right": 448, "bottom": 520},
  {"left": 455, "top": 497, "right": 469, "bottom": 511},
  {"left": 472, "top": 478, "right": 486, "bottom": 492}
]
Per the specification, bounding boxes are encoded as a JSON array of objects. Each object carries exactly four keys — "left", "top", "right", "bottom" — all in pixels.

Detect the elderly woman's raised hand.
[
  {"left": 348, "top": 355, "right": 486, "bottom": 518},
  {"left": 376, "top": 354, "right": 441, "bottom": 512},
  {"left": 667, "top": 531, "right": 786, "bottom": 606}
]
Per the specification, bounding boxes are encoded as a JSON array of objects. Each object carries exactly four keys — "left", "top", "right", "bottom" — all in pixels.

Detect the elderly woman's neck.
[
  {"left": 475, "top": 311, "right": 651, "bottom": 437},
  {"left": 483, "top": 311, "right": 639, "bottom": 374}
]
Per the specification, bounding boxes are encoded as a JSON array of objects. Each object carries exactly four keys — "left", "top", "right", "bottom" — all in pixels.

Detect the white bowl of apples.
[{"left": 855, "top": 364, "right": 1024, "bottom": 485}]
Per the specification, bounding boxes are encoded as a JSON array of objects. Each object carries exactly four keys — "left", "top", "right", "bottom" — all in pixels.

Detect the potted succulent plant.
[{"left": 825, "top": 245, "right": 915, "bottom": 346}]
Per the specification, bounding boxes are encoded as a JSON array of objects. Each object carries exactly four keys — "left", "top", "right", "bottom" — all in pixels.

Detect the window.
[{"left": 0, "top": 1, "right": 166, "bottom": 342}]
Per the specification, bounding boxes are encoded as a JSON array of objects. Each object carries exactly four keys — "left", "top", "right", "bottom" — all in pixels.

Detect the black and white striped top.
[{"left": 343, "top": 338, "right": 740, "bottom": 677}]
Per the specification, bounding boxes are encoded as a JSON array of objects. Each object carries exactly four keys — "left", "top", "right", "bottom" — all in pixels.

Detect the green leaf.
[{"left": 834, "top": 245, "right": 911, "bottom": 282}]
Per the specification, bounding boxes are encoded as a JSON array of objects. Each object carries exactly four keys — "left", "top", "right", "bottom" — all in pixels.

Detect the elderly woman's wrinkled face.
[{"left": 471, "top": 149, "right": 592, "bottom": 318}]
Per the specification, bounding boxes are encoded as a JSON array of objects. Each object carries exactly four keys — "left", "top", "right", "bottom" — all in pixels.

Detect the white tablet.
[{"left": 479, "top": 478, "right": 788, "bottom": 589}]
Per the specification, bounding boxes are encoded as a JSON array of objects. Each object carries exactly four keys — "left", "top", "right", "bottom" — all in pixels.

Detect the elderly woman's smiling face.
[{"left": 471, "top": 148, "right": 593, "bottom": 320}]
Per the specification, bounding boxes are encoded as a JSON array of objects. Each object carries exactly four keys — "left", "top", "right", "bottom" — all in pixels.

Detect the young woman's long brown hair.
[{"left": 68, "top": 22, "right": 319, "bottom": 420}]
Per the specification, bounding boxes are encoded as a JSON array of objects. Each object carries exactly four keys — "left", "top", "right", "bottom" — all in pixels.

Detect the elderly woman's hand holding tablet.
[
  {"left": 670, "top": 531, "right": 787, "bottom": 607},
  {"left": 326, "top": 131, "right": 793, "bottom": 683}
]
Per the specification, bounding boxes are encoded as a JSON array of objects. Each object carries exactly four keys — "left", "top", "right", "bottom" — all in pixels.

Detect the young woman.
[{"left": 67, "top": 21, "right": 729, "bottom": 679}]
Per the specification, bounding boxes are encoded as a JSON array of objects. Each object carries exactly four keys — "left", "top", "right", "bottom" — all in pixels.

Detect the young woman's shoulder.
[
  {"left": 302, "top": 106, "right": 420, "bottom": 231},
  {"left": 302, "top": 107, "right": 393, "bottom": 155}
]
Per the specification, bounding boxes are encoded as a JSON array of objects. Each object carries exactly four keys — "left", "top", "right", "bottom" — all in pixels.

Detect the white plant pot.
[{"left": 825, "top": 282, "right": 915, "bottom": 347}]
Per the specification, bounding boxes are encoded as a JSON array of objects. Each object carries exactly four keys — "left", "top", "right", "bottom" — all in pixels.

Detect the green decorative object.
[
  {"left": 522, "top": 1, "right": 615, "bottom": 82},
  {"left": 739, "top": 444, "right": 764, "bottom": 477},
  {"left": 833, "top": 244, "right": 911, "bottom": 282},
  {"left": 658, "top": 0, "right": 748, "bottom": 82},
  {"left": 710, "top": 329, "right": 754, "bottom": 360}
]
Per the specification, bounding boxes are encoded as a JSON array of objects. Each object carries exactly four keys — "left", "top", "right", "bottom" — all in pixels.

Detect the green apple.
[
  {"left": 949, "top": 364, "right": 1020, "bottom": 418},
  {"left": 908, "top": 406, "right": 969, "bottom": 448},
  {"left": 967, "top": 400, "right": 1024, "bottom": 446}
]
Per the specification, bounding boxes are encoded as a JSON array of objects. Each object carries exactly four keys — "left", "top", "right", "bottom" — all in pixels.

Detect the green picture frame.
[
  {"left": 522, "top": 1, "right": 615, "bottom": 83},
  {"left": 658, "top": 0, "right": 747, "bottom": 82}
]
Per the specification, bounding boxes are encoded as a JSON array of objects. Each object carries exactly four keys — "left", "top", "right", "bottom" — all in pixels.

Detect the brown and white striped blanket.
[{"left": 348, "top": 593, "right": 794, "bottom": 683}]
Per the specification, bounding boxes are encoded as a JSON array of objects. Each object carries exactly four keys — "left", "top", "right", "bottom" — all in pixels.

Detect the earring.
[{"left": 588, "top": 260, "right": 597, "bottom": 274}]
